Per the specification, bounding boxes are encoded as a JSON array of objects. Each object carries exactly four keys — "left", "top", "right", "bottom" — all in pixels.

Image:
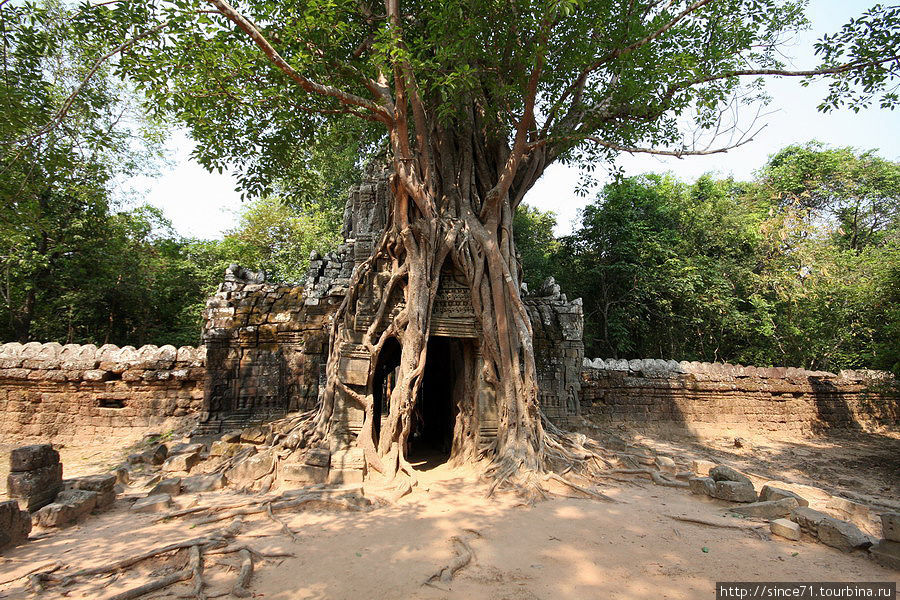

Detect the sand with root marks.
[{"left": 1, "top": 459, "right": 897, "bottom": 600}]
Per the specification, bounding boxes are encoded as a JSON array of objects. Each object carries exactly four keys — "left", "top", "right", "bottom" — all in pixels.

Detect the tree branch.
[
  {"left": 5, "top": 19, "right": 171, "bottom": 147},
  {"left": 205, "top": 0, "right": 392, "bottom": 123}
]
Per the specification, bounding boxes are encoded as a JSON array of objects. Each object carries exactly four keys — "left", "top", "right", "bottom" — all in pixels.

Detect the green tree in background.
[
  {"left": 556, "top": 144, "right": 899, "bottom": 374},
  {"left": 513, "top": 205, "right": 560, "bottom": 291},
  {"left": 0, "top": 0, "right": 163, "bottom": 342}
]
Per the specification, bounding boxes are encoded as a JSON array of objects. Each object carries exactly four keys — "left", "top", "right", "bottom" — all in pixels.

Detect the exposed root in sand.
[
  {"left": 23, "top": 517, "right": 300, "bottom": 599},
  {"left": 423, "top": 530, "right": 481, "bottom": 589}
]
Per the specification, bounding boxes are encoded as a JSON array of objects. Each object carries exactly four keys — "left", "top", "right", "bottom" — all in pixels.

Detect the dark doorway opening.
[
  {"left": 373, "top": 337, "right": 402, "bottom": 444},
  {"left": 408, "top": 336, "right": 465, "bottom": 470}
]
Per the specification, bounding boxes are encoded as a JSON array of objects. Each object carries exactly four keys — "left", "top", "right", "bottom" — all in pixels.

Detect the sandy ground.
[{"left": 1, "top": 454, "right": 898, "bottom": 600}]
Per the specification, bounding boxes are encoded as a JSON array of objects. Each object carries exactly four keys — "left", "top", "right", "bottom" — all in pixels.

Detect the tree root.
[
  {"left": 610, "top": 468, "right": 689, "bottom": 488},
  {"left": 666, "top": 515, "right": 767, "bottom": 530},
  {"left": 542, "top": 473, "right": 618, "bottom": 503},
  {"left": 27, "top": 519, "right": 243, "bottom": 594},
  {"left": 265, "top": 502, "right": 302, "bottom": 543},
  {"left": 422, "top": 530, "right": 481, "bottom": 589},
  {"left": 193, "top": 493, "right": 369, "bottom": 526},
  {"left": 231, "top": 549, "right": 254, "bottom": 598}
]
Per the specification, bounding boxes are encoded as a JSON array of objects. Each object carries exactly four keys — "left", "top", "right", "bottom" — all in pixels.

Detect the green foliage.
[
  {"left": 553, "top": 144, "right": 899, "bottom": 373},
  {"left": 0, "top": 0, "right": 163, "bottom": 342},
  {"left": 513, "top": 204, "right": 559, "bottom": 290},
  {"left": 63, "top": 0, "right": 898, "bottom": 190}
]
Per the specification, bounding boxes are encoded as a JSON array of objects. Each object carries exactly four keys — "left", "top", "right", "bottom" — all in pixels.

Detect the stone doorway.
[{"left": 407, "top": 336, "right": 474, "bottom": 470}]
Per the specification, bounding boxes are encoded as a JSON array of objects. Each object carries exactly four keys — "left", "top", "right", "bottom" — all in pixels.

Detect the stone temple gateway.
[{"left": 200, "top": 161, "right": 585, "bottom": 460}]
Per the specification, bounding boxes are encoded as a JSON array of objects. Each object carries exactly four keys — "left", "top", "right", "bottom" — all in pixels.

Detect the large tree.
[{"left": 32, "top": 0, "right": 900, "bottom": 487}]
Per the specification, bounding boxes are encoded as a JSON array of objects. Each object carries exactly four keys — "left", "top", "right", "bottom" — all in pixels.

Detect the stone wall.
[
  {"left": 581, "top": 358, "right": 899, "bottom": 435},
  {"left": 0, "top": 342, "right": 205, "bottom": 443}
]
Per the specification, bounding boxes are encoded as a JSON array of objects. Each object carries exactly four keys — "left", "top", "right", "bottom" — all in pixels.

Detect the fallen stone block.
[
  {"left": 688, "top": 476, "right": 716, "bottom": 496},
  {"left": 240, "top": 427, "right": 268, "bottom": 444},
  {"left": 790, "top": 506, "right": 829, "bottom": 535},
  {"left": 7, "top": 462, "right": 63, "bottom": 512},
  {"left": 66, "top": 474, "right": 118, "bottom": 509},
  {"left": 826, "top": 496, "right": 871, "bottom": 524},
  {"left": 759, "top": 485, "right": 809, "bottom": 507},
  {"left": 816, "top": 517, "right": 872, "bottom": 553},
  {"left": 881, "top": 512, "right": 900, "bottom": 543},
  {"left": 169, "top": 442, "right": 205, "bottom": 456},
  {"left": 220, "top": 430, "right": 242, "bottom": 443},
  {"left": 709, "top": 465, "right": 752, "bottom": 486},
  {"left": 132, "top": 494, "right": 173, "bottom": 513},
  {"left": 67, "top": 474, "right": 116, "bottom": 494},
  {"left": 869, "top": 539, "right": 900, "bottom": 571},
  {"left": 725, "top": 498, "right": 799, "bottom": 519},
  {"left": 181, "top": 473, "right": 227, "bottom": 494},
  {"left": 0, "top": 500, "right": 31, "bottom": 549},
  {"left": 148, "top": 477, "right": 182, "bottom": 497},
  {"left": 712, "top": 480, "right": 757, "bottom": 503},
  {"left": 281, "top": 463, "right": 329, "bottom": 485},
  {"left": 162, "top": 452, "right": 201, "bottom": 474},
  {"left": 10, "top": 444, "right": 59, "bottom": 472},
  {"left": 34, "top": 489, "right": 98, "bottom": 527},
  {"left": 226, "top": 449, "right": 275, "bottom": 485},
  {"left": 770, "top": 518, "right": 801, "bottom": 541}
]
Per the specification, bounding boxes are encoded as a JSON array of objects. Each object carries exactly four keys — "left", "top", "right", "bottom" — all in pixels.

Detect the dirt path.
[{"left": 1, "top": 462, "right": 896, "bottom": 600}]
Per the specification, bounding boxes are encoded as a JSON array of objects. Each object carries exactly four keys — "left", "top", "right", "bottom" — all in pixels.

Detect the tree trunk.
[{"left": 298, "top": 124, "right": 556, "bottom": 488}]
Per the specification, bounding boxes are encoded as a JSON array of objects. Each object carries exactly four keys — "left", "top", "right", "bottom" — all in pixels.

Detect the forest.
[{"left": 2, "top": 0, "right": 897, "bottom": 377}]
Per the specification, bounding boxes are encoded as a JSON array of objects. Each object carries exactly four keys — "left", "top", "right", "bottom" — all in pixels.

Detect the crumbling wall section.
[
  {"left": 0, "top": 342, "right": 205, "bottom": 443},
  {"left": 581, "top": 358, "right": 899, "bottom": 435}
]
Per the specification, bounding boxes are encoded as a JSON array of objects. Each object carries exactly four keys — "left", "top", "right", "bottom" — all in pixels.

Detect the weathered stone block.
[
  {"left": 790, "top": 506, "right": 829, "bottom": 534},
  {"left": 67, "top": 474, "right": 116, "bottom": 494},
  {"left": 226, "top": 449, "right": 275, "bottom": 485},
  {"left": 303, "top": 448, "right": 331, "bottom": 468},
  {"left": 0, "top": 500, "right": 31, "bottom": 549},
  {"left": 709, "top": 465, "right": 752, "bottom": 486},
  {"left": 881, "top": 512, "right": 900, "bottom": 543},
  {"left": 712, "top": 480, "right": 757, "bottom": 503},
  {"left": 7, "top": 462, "right": 63, "bottom": 511},
  {"left": 162, "top": 452, "right": 201, "bottom": 473},
  {"left": 869, "top": 539, "right": 900, "bottom": 571},
  {"left": 240, "top": 426, "right": 268, "bottom": 444},
  {"left": 181, "top": 473, "right": 227, "bottom": 493},
  {"left": 131, "top": 494, "right": 172, "bottom": 513},
  {"left": 33, "top": 489, "right": 98, "bottom": 527},
  {"left": 10, "top": 444, "right": 59, "bottom": 472},
  {"left": 816, "top": 517, "right": 872, "bottom": 552},
  {"left": 149, "top": 477, "right": 182, "bottom": 497},
  {"left": 759, "top": 485, "right": 808, "bottom": 507},
  {"left": 327, "top": 468, "right": 364, "bottom": 485},
  {"left": 725, "top": 497, "right": 799, "bottom": 519},
  {"left": 331, "top": 448, "right": 365, "bottom": 470},
  {"left": 281, "top": 463, "right": 328, "bottom": 484},
  {"left": 689, "top": 476, "right": 716, "bottom": 496},
  {"left": 826, "top": 496, "right": 871, "bottom": 523},
  {"left": 770, "top": 518, "right": 801, "bottom": 541}
]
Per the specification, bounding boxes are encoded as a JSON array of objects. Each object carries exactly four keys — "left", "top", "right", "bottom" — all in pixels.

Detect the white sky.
[{"left": 131, "top": 0, "right": 900, "bottom": 239}]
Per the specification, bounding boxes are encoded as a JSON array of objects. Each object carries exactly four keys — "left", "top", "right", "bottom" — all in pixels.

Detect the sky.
[{"left": 131, "top": 0, "right": 900, "bottom": 239}]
